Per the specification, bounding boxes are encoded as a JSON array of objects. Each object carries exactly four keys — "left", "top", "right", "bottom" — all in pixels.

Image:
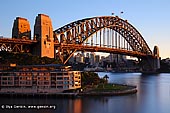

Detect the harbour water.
[{"left": 1, "top": 72, "right": 170, "bottom": 113}]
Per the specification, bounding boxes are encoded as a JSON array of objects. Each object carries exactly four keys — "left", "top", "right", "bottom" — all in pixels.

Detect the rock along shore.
[
  {"left": 78, "top": 88, "right": 137, "bottom": 96},
  {"left": 0, "top": 85, "right": 137, "bottom": 98}
]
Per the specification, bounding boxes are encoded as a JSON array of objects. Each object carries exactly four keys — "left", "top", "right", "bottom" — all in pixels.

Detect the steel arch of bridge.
[{"left": 54, "top": 16, "right": 153, "bottom": 64}]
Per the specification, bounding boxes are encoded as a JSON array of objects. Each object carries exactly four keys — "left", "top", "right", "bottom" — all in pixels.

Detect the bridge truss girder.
[
  {"left": 0, "top": 38, "right": 37, "bottom": 53},
  {"left": 54, "top": 16, "right": 153, "bottom": 64}
]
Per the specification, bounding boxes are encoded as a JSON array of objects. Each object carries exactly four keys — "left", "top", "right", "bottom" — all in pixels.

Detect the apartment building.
[{"left": 0, "top": 64, "right": 81, "bottom": 94}]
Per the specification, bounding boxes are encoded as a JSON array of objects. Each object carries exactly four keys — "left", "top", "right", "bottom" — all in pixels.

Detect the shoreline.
[
  {"left": 79, "top": 84, "right": 137, "bottom": 96},
  {"left": 78, "top": 88, "right": 137, "bottom": 96},
  {"left": 0, "top": 85, "right": 137, "bottom": 98}
]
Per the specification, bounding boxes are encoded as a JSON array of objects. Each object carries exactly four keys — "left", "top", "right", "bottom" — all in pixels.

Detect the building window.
[
  {"left": 51, "top": 86, "right": 56, "bottom": 88},
  {"left": 38, "top": 81, "right": 43, "bottom": 85},
  {"left": 64, "top": 77, "right": 69, "bottom": 80},
  {"left": 51, "top": 73, "right": 56, "bottom": 76},
  {"left": 64, "top": 85, "right": 69, "bottom": 89},
  {"left": 57, "top": 73, "right": 63, "bottom": 76},
  {"left": 39, "top": 73, "right": 44, "bottom": 76},
  {"left": 64, "top": 81, "right": 69, "bottom": 84},
  {"left": 57, "top": 86, "right": 63, "bottom": 89},
  {"left": 57, "top": 77, "right": 63, "bottom": 80},
  {"left": 51, "top": 77, "right": 56, "bottom": 81},
  {"left": 27, "top": 76, "right": 32, "bottom": 80},
  {"left": 64, "top": 73, "right": 68, "bottom": 75},
  {"left": 57, "top": 81, "right": 63, "bottom": 84},
  {"left": 2, "top": 77, "right": 7, "bottom": 80},
  {"left": 20, "top": 81, "right": 26, "bottom": 85},
  {"left": 33, "top": 73, "right": 37, "bottom": 76},
  {"left": 8, "top": 82, "right": 13, "bottom": 85},
  {"left": 2, "top": 81, "right": 7, "bottom": 85},
  {"left": 26, "top": 81, "right": 31, "bottom": 85}
]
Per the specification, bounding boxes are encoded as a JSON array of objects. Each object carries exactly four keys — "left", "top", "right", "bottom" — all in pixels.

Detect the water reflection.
[
  {"left": 1, "top": 73, "right": 170, "bottom": 113},
  {"left": 98, "top": 72, "right": 170, "bottom": 113}
]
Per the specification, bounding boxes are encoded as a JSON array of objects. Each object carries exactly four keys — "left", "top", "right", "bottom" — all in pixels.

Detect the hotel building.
[{"left": 0, "top": 64, "right": 81, "bottom": 94}]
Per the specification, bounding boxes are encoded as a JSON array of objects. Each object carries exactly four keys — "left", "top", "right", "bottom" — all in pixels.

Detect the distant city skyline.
[{"left": 0, "top": 0, "right": 170, "bottom": 58}]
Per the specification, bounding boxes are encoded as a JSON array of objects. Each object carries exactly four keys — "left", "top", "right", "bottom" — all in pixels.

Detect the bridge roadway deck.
[
  {"left": 0, "top": 38, "right": 37, "bottom": 44},
  {"left": 54, "top": 43, "right": 154, "bottom": 58}
]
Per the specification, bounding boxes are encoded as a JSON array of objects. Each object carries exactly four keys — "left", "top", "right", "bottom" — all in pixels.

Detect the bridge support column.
[
  {"left": 139, "top": 57, "right": 153, "bottom": 72},
  {"left": 139, "top": 46, "right": 160, "bottom": 73},
  {"left": 33, "top": 14, "right": 54, "bottom": 58},
  {"left": 153, "top": 57, "right": 160, "bottom": 71},
  {"left": 12, "top": 17, "right": 31, "bottom": 39},
  {"left": 153, "top": 46, "right": 160, "bottom": 70}
]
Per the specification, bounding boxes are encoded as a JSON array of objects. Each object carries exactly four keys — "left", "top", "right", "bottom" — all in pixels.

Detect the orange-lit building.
[{"left": 0, "top": 64, "right": 81, "bottom": 94}]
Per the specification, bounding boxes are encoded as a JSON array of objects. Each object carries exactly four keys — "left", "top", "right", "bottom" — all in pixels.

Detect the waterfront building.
[{"left": 0, "top": 64, "right": 81, "bottom": 94}]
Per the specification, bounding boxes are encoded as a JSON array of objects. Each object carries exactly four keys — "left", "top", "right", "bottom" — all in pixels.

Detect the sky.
[{"left": 0, "top": 0, "right": 170, "bottom": 58}]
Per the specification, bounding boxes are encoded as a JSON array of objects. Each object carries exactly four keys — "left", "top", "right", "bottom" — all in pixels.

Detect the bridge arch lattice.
[{"left": 54, "top": 16, "right": 152, "bottom": 64}]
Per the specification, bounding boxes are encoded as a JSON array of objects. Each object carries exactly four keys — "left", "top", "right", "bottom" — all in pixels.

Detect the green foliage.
[
  {"left": 0, "top": 51, "right": 61, "bottom": 65},
  {"left": 81, "top": 72, "right": 102, "bottom": 87},
  {"left": 96, "top": 84, "right": 127, "bottom": 91}
]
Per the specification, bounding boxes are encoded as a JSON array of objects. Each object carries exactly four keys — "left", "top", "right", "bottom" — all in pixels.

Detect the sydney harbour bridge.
[{"left": 0, "top": 14, "right": 160, "bottom": 72}]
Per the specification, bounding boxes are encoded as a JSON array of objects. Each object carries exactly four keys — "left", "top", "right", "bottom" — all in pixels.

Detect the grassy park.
[{"left": 94, "top": 83, "right": 129, "bottom": 92}]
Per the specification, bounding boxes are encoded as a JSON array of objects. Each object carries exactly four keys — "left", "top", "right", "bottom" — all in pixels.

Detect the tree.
[
  {"left": 81, "top": 72, "right": 100, "bottom": 87},
  {"left": 103, "top": 74, "right": 109, "bottom": 84},
  {"left": 0, "top": 51, "right": 61, "bottom": 65}
]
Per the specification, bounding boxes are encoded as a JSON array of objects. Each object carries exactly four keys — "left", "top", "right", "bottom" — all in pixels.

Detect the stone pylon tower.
[
  {"left": 12, "top": 17, "right": 31, "bottom": 39},
  {"left": 153, "top": 46, "right": 160, "bottom": 70},
  {"left": 33, "top": 14, "right": 54, "bottom": 58}
]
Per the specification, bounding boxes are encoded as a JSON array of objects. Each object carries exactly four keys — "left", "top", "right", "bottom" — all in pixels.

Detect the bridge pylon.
[
  {"left": 153, "top": 46, "right": 160, "bottom": 70},
  {"left": 33, "top": 14, "right": 54, "bottom": 58},
  {"left": 139, "top": 46, "right": 160, "bottom": 72},
  {"left": 1, "top": 14, "right": 159, "bottom": 68},
  {"left": 12, "top": 17, "right": 31, "bottom": 39}
]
